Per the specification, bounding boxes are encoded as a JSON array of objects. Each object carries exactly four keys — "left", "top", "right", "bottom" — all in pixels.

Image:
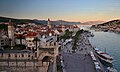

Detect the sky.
[{"left": 0, "top": 0, "right": 120, "bottom": 22}]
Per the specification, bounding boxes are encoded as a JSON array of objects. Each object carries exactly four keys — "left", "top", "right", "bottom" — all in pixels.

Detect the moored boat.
[
  {"left": 106, "top": 67, "right": 118, "bottom": 72},
  {"left": 95, "top": 48, "right": 113, "bottom": 64}
]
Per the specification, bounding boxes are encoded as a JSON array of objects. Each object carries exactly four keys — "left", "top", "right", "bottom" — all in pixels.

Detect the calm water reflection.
[
  {"left": 89, "top": 31, "right": 120, "bottom": 71},
  {"left": 80, "top": 25, "right": 120, "bottom": 71}
]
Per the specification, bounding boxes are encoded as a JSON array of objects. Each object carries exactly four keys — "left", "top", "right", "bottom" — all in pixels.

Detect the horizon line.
[{"left": 1, "top": 15, "right": 120, "bottom": 23}]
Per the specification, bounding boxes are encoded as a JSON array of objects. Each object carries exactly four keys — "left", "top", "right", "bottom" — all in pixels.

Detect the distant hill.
[
  {"left": 0, "top": 24, "right": 7, "bottom": 30},
  {"left": 91, "top": 19, "right": 120, "bottom": 28},
  {"left": 97, "top": 19, "right": 120, "bottom": 26},
  {"left": 0, "top": 16, "right": 42, "bottom": 24},
  {"left": 33, "top": 19, "right": 81, "bottom": 25},
  {"left": 81, "top": 21, "right": 104, "bottom": 25},
  {"left": 52, "top": 20, "right": 81, "bottom": 25},
  {"left": 0, "top": 16, "right": 81, "bottom": 25}
]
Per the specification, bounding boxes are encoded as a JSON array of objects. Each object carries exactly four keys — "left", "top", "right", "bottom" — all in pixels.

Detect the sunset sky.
[{"left": 0, "top": 0, "right": 120, "bottom": 22}]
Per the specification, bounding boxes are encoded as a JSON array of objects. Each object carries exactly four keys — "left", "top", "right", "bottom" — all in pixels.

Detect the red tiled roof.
[
  {"left": 38, "top": 30, "right": 55, "bottom": 36},
  {"left": 54, "top": 26, "right": 62, "bottom": 28},
  {"left": 25, "top": 32, "right": 38, "bottom": 37},
  {"left": 57, "top": 30, "right": 63, "bottom": 33},
  {"left": 15, "top": 34, "right": 25, "bottom": 38}
]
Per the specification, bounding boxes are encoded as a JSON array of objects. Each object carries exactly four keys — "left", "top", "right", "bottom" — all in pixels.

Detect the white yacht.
[{"left": 95, "top": 48, "right": 113, "bottom": 64}]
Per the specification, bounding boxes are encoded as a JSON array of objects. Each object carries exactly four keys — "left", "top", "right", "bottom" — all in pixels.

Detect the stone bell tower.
[
  {"left": 47, "top": 18, "right": 51, "bottom": 28},
  {"left": 8, "top": 19, "right": 15, "bottom": 48}
]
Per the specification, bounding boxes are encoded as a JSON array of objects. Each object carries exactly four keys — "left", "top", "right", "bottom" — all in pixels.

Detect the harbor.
[
  {"left": 81, "top": 25, "right": 119, "bottom": 71},
  {"left": 59, "top": 30, "right": 106, "bottom": 72},
  {"left": 89, "top": 30, "right": 120, "bottom": 71}
]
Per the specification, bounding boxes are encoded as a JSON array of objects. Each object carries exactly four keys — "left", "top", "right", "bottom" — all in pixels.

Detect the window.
[
  {"left": 1, "top": 40, "right": 4, "bottom": 42},
  {"left": 31, "top": 56, "right": 33, "bottom": 59},
  {"left": 50, "top": 43, "right": 52, "bottom": 46},
  {"left": 1, "top": 53, "right": 3, "bottom": 57},
  {"left": 1, "top": 43, "right": 4, "bottom": 45},
  {"left": 15, "top": 54, "right": 17, "bottom": 58},
  {"left": 28, "top": 54, "right": 30, "bottom": 57},
  {"left": 54, "top": 42, "right": 56, "bottom": 45},
  {"left": 8, "top": 54, "right": 10, "bottom": 57},
  {"left": 35, "top": 53, "right": 37, "bottom": 57},
  {"left": 29, "top": 44, "right": 32, "bottom": 46},
  {"left": 22, "top": 54, "right": 24, "bottom": 57},
  {"left": 29, "top": 40, "right": 32, "bottom": 42}
]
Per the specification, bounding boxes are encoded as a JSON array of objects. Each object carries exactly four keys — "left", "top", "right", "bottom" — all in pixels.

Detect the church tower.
[
  {"left": 47, "top": 18, "right": 51, "bottom": 28},
  {"left": 8, "top": 19, "right": 15, "bottom": 48}
]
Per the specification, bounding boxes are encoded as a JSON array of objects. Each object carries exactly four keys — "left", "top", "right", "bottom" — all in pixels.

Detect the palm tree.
[
  {"left": 17, "top": 34, "right": 25, "bottom": 45},
  {"left": 7, "top": 57, "right": 9, "bottom": 67},
  {"left": 15, "top": 54, "right": 18, "bottom": 68},
  {"left": 33, "top": 37, "right": 40, "bottom": 52},
  {"left": 32, "top": 56, "right": 35, "bottom": 69},
  {"left": 19, "top": 34, "right": 23, "bottom": 45},
  {"left": 70, "top": 31, "right": 73, "bottom": 38},
  {"left": 24, "top": 59, "right": 26, "bottom": 68},
  {"left": 9, "top": 39, "right": 12, "bottom": 49}
]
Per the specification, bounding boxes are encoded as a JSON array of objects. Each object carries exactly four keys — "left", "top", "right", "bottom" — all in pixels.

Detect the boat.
[
  {"left": 91, "top": 33, "right": 94, "bottom": 37},
  {"left": 103, "top": 29, "right": 108, "bottom": 32},
  {"left": 106, "top": 67, "right": 118, "bottom": 72},
  {"left": 95, "top": 48, "right": 113, "bottom": 64}
]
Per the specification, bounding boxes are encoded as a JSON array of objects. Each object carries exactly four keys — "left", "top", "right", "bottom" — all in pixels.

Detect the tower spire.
[
  {"left": 48, "top": 18, "right": 51, "bottom": 28},
  {"left": 8, "top": 19, "right": 15, "bottom": 48},
  {"left": 9, "top": 19, "right": 13, "bottom": 26}
]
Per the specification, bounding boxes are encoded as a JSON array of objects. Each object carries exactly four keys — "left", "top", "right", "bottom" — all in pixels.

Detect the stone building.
[
  {"left": 8, "top": 20, "right": 15, "bottom": 48},
  {"left": 0, "top": 35, "right": 59, "bottom": 72}
]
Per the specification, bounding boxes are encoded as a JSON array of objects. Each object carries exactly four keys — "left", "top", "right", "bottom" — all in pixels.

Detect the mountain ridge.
[
  {"left": 81, "top": 21, "right": 105, "bottom": 25},
  {"left": 0, "top": 16, "right": 81, "bottom": 25},
  {"left": 91, "top": 19, "right": 120, "bottom": 28},
  {"left": 97, "top": 19, "right": 120, "bottom": 26}
]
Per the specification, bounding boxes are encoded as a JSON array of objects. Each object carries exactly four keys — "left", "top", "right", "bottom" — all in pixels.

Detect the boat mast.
[{"left": 105, "top": 48, "right": 106, "bottom": 53}]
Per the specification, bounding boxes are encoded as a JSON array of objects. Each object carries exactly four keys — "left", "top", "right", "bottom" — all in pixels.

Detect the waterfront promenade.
[
  {"left": 62, "top": 53, "right": 96, "bottom": 72},
  {"left": 60, "top": 32, "right": 104, "bottom": 72}
]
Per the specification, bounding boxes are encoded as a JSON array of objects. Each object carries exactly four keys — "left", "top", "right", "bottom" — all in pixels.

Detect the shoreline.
[
  {"left": 60, "top": 31, "right": 105, "bottom": 72},
  {"left": 91, "top": 27, "right": 120, "bottom": 34}
]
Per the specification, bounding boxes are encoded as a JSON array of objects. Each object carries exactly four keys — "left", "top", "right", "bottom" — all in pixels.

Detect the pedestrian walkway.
[
  {"left": 60, "top": 32, "right": 104, "bottom": 72},
  {"left": 62, "top": 53, "right": 96, "bottom": 72}
]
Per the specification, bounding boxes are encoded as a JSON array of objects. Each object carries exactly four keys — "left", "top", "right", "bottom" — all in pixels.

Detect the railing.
[
  {"left": 39, "top": 45, "right": 58, "bottom": 48},
  {"left": 39, "top": 42, "right": 58, "bottom": 48}
]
